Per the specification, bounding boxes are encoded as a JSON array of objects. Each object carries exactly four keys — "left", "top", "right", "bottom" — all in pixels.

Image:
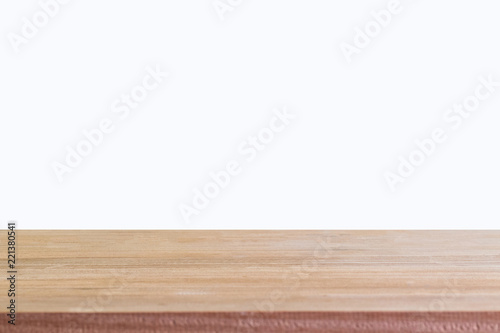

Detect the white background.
[{"left": 1, "top": 0, "right": 499, "bottom": 229}]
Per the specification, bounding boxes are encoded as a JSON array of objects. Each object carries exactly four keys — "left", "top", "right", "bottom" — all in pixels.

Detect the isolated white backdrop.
[{"left": 1, "top": 0, "right": 499, "bottom": 229}]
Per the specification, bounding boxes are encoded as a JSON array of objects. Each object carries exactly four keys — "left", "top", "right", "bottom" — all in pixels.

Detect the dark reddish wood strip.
[{"left": 3, "top": 312, "right": 500, "bottom": 333}]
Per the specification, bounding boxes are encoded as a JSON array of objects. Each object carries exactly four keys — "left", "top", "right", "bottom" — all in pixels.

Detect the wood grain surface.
[
  {"left": 2, "top": 230, "right": 500, "bottom": 313},
  {"left": 5, "top": 312, "right": 500, "bottom": 333}
]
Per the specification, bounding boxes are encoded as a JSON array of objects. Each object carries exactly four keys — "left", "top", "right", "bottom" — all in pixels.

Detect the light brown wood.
[{"left": 2, "top": 230, "right": 500, "bottom": 313}]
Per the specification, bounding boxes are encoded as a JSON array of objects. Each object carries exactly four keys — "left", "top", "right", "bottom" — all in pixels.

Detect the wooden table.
[{"left": 2, "top": 231, "right": 500, "bottom": 332}]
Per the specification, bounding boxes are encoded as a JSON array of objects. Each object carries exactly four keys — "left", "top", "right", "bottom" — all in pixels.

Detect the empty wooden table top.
[
  {"left": 2, "top": 230, "right": 500, "bottom": 332},
  {"left": 3, "top": 230, "right": 499, "bottom": 312}
]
